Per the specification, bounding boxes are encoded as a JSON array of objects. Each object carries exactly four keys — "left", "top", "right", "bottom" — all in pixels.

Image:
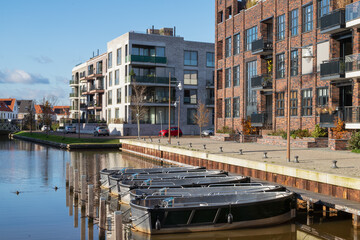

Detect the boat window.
[
  {"left": 191, "top": 209, "right": 218, "bottom": 224},
  {"left": 163, "top": 211, "right": 192, "bottom": 226}
]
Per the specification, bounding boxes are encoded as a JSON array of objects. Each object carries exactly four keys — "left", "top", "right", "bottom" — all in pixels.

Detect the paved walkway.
[{"left": 146, "top": 136, "right": 360, "bottom": 178}]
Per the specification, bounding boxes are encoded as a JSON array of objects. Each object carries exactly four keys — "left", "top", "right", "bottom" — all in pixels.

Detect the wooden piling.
[
  {"left": 114, "top": 211, "right": 123, "bottom": 240},
  {"left": 69, "top": 191, "right": 73, "bottom": 216},
  {"left": 81, "top": 207, "right": 86, "bottom": 240},
  {"left": 74, "top": 194, "right": 79, "bottom": 228},
  {"left": 88, "top": 222, "right": 94, "bottom": 240},
  {"left": 81, "top": 175, "right": 86, "bottom": 203},
  {"left": 88, "top": 185, "right": 94, "bottom": 220},
  {"left": 69, "top": 165, "right": 74, "bottom": 191},
  {"left": 353, "top": 214, "right": 360, "bottom": 229},
  {"left": 66, "top": 162, "right": 70, "bottom": 186},
  {"left": 99, "top": 197, "right": 106, "bottom": 240},
  {"left": 307, "top": 201, "right": 314, "bottom": 213},
  {"left": 74, "top": 169, "right": 79, "bottom": 193},
  {"left": 323, "top": 205, "right": 329, "bottom": 218}
]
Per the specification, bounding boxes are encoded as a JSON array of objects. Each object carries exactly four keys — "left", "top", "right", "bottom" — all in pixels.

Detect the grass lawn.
[
  {"left": 352, "top": 149, "right": 360, "bottom": 153},
  {"left": 15, "top": 132, "right": 119, "bottom": 145}
]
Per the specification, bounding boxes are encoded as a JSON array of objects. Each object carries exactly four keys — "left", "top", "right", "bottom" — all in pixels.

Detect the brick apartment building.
[{"left": 215, "top": 0, "right": 360, "bottom": 134}]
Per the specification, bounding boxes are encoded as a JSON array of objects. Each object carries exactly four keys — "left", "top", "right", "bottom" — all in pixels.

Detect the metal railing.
[
  {"left": 206, "top": 98, "right": 215, "bottom": 105},
  {"left": 320, "top": 58, "right": 345, "bottom": 76},
  {"left": 69, "top": 93, "right": 78, "bottom": 98},
  {"left": 320, "top": 9, "right": 346, "bottom": 32},
  {"left": 346, "top": 1, "right": 360, "bottom": 22},
  {"left": 345, "top": 54, "right": 360, "bottom": 72},
  {"left": 251, "top": 74, "right": 272, "bottom": 89},
  {"left": 344, "top": 106, "right": 360, "bottom": 123},
  {"left": 125, "top": 55, "right": 167, "bottom": 64},
  {"left": 206, "top": 80, "right": 214, "bottom": 87},
  {"left": 250, "top": 111, "right": 272, "bottom": 127},
  {"left": 251, "top": 38, "right": 273, "bottom": 54},
  {"left": 127, "top": 76, "right": 177, "bottom": 84}
]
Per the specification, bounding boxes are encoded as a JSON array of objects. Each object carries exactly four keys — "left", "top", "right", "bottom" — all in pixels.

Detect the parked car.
[
  {"left": 201, "top": 128, "right": 214, "bottom": 137},
  {"left": 94, "top": 126, "right": 110, "bottom": 136},
  {"left": 65, "top": 126, "right": 76, "bottom": 134},
  {"left": 41, "top": 125, "right": 50, "bottom": 131},
  {"left": 158, "top": 127, "right": 182, "bottom": 137}
]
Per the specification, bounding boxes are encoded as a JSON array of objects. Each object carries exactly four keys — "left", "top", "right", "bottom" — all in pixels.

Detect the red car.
[{"left": 158, "top": 127, "right": 182, "bottom": 137}]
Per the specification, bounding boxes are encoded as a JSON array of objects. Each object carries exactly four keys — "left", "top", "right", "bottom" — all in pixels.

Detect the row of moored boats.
[{"left": 100, "top": 166, "right": 296, "bottom": 234}]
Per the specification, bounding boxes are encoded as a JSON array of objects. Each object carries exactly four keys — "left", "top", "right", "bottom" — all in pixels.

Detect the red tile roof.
[
  {"left": 0, "top": 102, "right": 12, "bottom": 112},
  {"left": 0, "top": 98, "right": 16, "bottom": 111},
  {"left": 53, "top": 106, "right": 70, "bottom": 115},
  {"left": 35, "top": 105, "right": 55, "bottom": 115}
]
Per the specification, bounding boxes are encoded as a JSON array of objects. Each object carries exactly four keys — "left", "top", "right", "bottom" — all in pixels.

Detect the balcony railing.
[
  {"left": 206, "top": 80, "right": 214, "bottom": 87},
  {"left": 127, "top": 75, "right": 177, "bottom": 84},
  {"left": 250, "top": 112, "right": 272, "bottom": 127},
  {"left": 69, "top": 80, "right": 78, "bottom": 85},
  {"left": 346, "top": 1, "right": 360, "bottom": 23},
  {"left": 144, "top": 96, "right": 170, "bottom": 104},
  {"left": 70, "top": 106, "right": 78, "bottom": 111},
  {"left": 320, "top": 59, "right": 345, "bottom": 80},
  {"left": 69, "top": 93, "right": 78, "bottom": 98},
  {"left": 251, "top": 38, "right": 273, "bottom": 55},
  {"left": 319, "top": 113, "right": 336, "bottom": 128},
  {"left": 320, "top": 9, "right": 346, "bottom": 34},
  {"left": 345, "top": 54, "right": 360, "bottom": 73},
  {"left": 206, "top": 98, "right": 215, "bottom": 105},
  {"left": 344, "top": 106, "right": 360, "bottom": 123},
  {"left": 184, "top": 97, "right": 197, "bottom": 105},
  {"left": 125, "top": 55, "right": 167, "bottom": 64},
  {"left": 251, "top": 74, "right": 272, "bottom": 89}
]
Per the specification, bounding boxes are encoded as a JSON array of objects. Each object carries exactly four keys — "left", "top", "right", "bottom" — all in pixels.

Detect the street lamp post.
[
  {"left": 168, "top": 72, "right": 183, "bottom": 144},
  {"left": 159, "top": 111, "right": 162, "bottom": 137}
]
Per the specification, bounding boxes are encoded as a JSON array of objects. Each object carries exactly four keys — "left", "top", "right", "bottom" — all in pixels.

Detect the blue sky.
[{"left": 0, "top": 0, "right": 215, "bottom": 105}]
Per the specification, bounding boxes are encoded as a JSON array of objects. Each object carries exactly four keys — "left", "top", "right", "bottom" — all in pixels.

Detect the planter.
[
  {"left": 329, "top": 139, "right": 349, "bottom": 151},
  {"left": 211, "top": 133, "right": 260, "bottom": 142}
]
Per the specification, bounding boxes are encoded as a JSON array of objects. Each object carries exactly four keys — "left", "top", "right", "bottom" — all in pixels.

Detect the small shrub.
[
  {"left": 331, "top": 117, "right": 348, "bottom": 139},
  {"left": 216, "top": 126, "right": 235, "bottom": 134},
  {"left": 268, "top": 130, "right": 287, "bottom": 139},
  {"left": 348, "top": 131, "right": 360, "bottom": 150},
  {"left": 241, "top": 119, "right": 259, "bottom": 135},
  {"left": 246, "top": 0, "right": 258, "bottom": 9},
  {"left": 291, "top": 129, "right": 311, "bottom": 139},
  {"left": 311, "top": 124, "right": 328, "bottom": 138}
]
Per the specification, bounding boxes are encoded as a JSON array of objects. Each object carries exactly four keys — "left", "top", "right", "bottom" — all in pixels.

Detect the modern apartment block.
[
  {"left": 70, "top": 28, "right": 215, "bottom": 136},
  {"left": 215, "top": 0, "right": 360, "bottom": 133}
]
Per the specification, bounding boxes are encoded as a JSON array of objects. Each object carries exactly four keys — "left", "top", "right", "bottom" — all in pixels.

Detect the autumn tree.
[
  {"left": 193, "top": 100, "right": 210, "bottom": 138},
  {"left": 130, "top": 80, "right": 147, "bottom": 139},
  {"left": 39, "top": 96, "right": 58, "bottom": 134}
]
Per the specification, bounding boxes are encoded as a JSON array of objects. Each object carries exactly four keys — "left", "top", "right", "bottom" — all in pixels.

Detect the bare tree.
[
  {"left": 130, "top": 81, "right": 147, "bottom": 139},
  {"left": 24, "top": 101, "right": 36, "bottom": 133},
  {"left": 39, "top": 96, "right": 58, "bottom": 134},
  {"left": 193, "top": 100, "right": 210, "bottom": 138}
]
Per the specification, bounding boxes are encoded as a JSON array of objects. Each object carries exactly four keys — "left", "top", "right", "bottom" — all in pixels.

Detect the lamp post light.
[
  {"left": 168, "top": 72, "right": 183, "bottom": 144},
  {"left": 159, "top": 111, "right": 163, "bottom": 138}
]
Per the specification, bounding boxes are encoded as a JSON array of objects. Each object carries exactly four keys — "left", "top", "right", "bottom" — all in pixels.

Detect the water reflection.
[{"left": 0, "top": 136, "right": 359, "bottom": 240}]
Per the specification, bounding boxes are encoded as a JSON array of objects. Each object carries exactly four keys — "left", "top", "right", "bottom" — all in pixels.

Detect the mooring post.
[
  {"left": 99, "top": 197, "right": 106, "bottom": 240},
  {"left": 69, "top": 165, "right": 74, "bottom": 191},
  {"left": 88, "top": 222, "right": 94, "bottom": 240},
  {"left": 88, "top": 184, "right": 94, "bottom": 221},
  {"left": 74, "top": 194, "right": 79, "bottom": 228},
  {"left": 69, "top": 191, "right": 73, "bottom": 216},
  {"left": 323, "top": 205, "right": 329, "bottom": 218},
  {"left": 114, "top": 211, "right": 123, "bottom": 240},
  {"left": 66, "top": 162, "right": 70, "bottom": 186},
  {"left": 74, "top": 169, "right": 79, "bottom": 193},
  {"left": 81, "top": 175, "right": 86, "bottom": 203},
  {"left": 81, "top": 207, "right": 86, "bottom": 240},
  {"left": 353, "top": 214, "right": 360, "bottom": 229},
  {"left": 307, "top": 201, "right": 314, "bottom": 213}
]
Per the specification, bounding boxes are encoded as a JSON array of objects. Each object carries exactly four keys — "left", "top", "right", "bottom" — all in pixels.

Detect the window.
[
  {"left": 117, "top": 48, "right": 121, "bottom": 65},
  {"left": 117, "top": 88, "right": 121, "bottom": 104},
  {"left": 88, "top": 64, "right": 93, "bottom": 75},
  {"left": 218, "top": 11, "right": 223, "bottom": 24},
  {"left": 233, "top": 65, "right": 240, "bottom": 86},
  {"left": 290, "top": 90, "right": 298, "bottom": 116},
  {"left": 302, "top": 89, "right": 313, "bottom": 116},
  {"left": 233, "top": 97, "right": 240, "bottom": 118},
  {"left": 225, "top": 37, "right": 232, "bottom": 58},
  {"left": 276, "top": 53, "right": 285, "bottom": 79},
  {"left": 108, "top": 52, "right": 113, "bottom": 68},
  {"left": 115, "top": 108, "right": 119, "bottom": 119},
  {"left": 291, "top": 50, "right": 298, "bottom": 76},
  {"left": 184, "top": 70, "right": 198, "bottom": 85},
  {"left": 245, "top": 26, "right": 258, "bottom": 51},
  {"left": 317, "top": 87, "right": 329, "bottom": 107},
  {"left": 303, "top": 4, "right": 313, "bottom": 32},
  {"left": 225, "top": 68, "right": 231, "bottom": 88},
  {"left": 290, "top": 9, "right": 299, "bottom": 36},
  {"left": 184, "top": 89, "right": 197, "bottom": 104},
  {"left": 184, "top": 51, "right": 198, "bottom": 66},
  {"left": 318, "top": 0, "right": 330, "bottom": 27},
  {"left": 246, "top": 60, "right": 257, "bottom": 113},
  {"left": 187, "top": 108, "right": 197, "bottom": 125},
  {"left": 226, "top": 6, "right": 232, "bottom": 19},
  {"left": 96, "top": 61, "right": 103, "bottom": 74},
  {"left": 109, "top": 72, "right": 113, "bottom": 87},
  {"left": 156, "top": 47, "right": 165, "bottom": 57},
  {"left": 108, "top": 109, "right": 111, "bottom": 121},
  {"left": 206, "top": 52, "right": 215, "bottom": 67},
  {"left": 108, "top": 90, "right": 113, "bottom": 105},
  {"left": 225, "top": 98, "right": 231, "bottom": 118},
  {"left": 276, "top": 92, "right": 285, "bottom": 117},
  {"left": 277, "top": 14, "right": 285, "bottom": 41},
  {"left": 115, "top": 70, "right": 119, "bottom": 85},
  {"left": 233, "top": 33, "right": 240, "bottom": 55}
]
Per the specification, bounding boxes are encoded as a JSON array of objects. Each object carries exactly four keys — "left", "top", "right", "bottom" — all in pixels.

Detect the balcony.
[
  {"left": 206, "top": 98, "right": 214, "bottom": 106},
  {"left": 87, "top": 101, "right": 102, "bottom": 110},
  {"left": 251, "top": 112, "right": 272, "bottom": 128},
  {"left": 184, "top": 97, "right": 197, "bottom": 105},
  {"left": 320, "top": 59, "right": 345, "bottom": 81},
  {"left": 89, "top": 85, "right": 104, "bottom": 94},
  {"left": 251, "top": 74, "right": 272, "bottom": 90},
  {"left": 206, "top": 80, "right": 214, "bottom": 88},
  {"left": 251, "top": 38, "right": 273, "bottom": 55},
  {"left": 320, "top": 9, "right": 346, "bottom": 34},
  {"left": 345, "top": 54, "right": 360, "bottom": 78},
  {"left": 144, "top": 96, "right": 171, "bottom": 104},
  {"left": 69, "top": 93, "right": 78, "bottom": 98},
  {"left": 346, "top": 1, "right": 360, "bottom": 28},
  {"left": 125, "top": 55, "right": 167, "bottom": 64},
  {"left": 319, "top": 112, "right": 336, "bottom": 128},
  {"left": 344, "top": 106, "right": 360, "bottom": 129},
  {"left": 69, "top": 80, "right": 78, "bottom": 86},
  {"left": 127, "top": 76, "right": 177, "bottom": 85},
  {"left": 70, "top": 106, "right": 78, "bottom": 111}
]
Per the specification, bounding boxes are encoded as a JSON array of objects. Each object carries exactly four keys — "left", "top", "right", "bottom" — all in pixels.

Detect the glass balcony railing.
[
  {"left": 69, "top": 93, "right": 78, "bottom": 98},
  {"left": 345, "top": 54, "right": 360, "bottom": 72},
  {"left": 127, "top": 75, "right": 177, "bottom": 84},
  {"left": 346, "top": 1, "right": 360, "bottom": 23},
  {"left": 69, "top": 80, "right": 78, "bottom": 85},
  {"left": 125, "top": 55, "right": 167, "bottom": 64},
  {"left": 320, "top": 59, "right": 345, "bottom": 80}
]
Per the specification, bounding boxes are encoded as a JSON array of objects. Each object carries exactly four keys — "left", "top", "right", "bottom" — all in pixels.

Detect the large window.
[
  {"left": 96, "top": 61, "right": 103, "bottom": 74},
  {"left": 184, "top": 89, "right": 197, "bottom": 105},
  {"left": 291, "top": 50, "right": 298, "bottom": 76},
  {"left": 277, "top": 14, "right": 285, "bottom": 41},
  {"left": 233, "top": 65, "right": 240, "bottom": 86},
  {"left": 290, "top": 90, "right": 298, "bottom": 116},
  {"left": 303, "top": 4, "right": 313, "bottom": 32},
  {"left": 225, "top": 37, "right": 232, "bottom": 58},
  {"left": 233, "top": 33, "right": 240, "bottom": 55},
  {"left": 246, "top": 60, "right": 257, "bottom": 114},
  {"left": 115, "top": 70, "right": 119, "bottom": 85},
  {"left": 225, "top": 98, "right": 231, "bottom": 118},
  {"left": 290, "top": 9, "right": 299, "bottom": 36},
  {"left": 109, "top": 72, "right": 113, "bottom": 87},
  {"left": 317, "top": 87, "right": 329, "bottom": 107},
  {"left": 184, "top": 51, "right": 198, "bottom": 66},
  {"left": 245, "top": 26, "right": 258, "bottom": 51},
  {"left": 318, "top": 0, "right": 330, "bottom": 27},
  {"left": 117, "top": 48, "right": 121, "bottom": 65},
  {"left": 115, "top": 108, "right": 119, "bottom": 119},
  {"left": 187, "top": 108, "right": 197, "bottom": 125},
  {"left": 184, "top": 70, "right": 198, "bottom": 85},
  {"left": 117, "top": 88, "right": 121, "bottom": 104},
  {"left": 233, "top": 97, "right": 240, "bottom": 118},
  {"left": 225, "top": 68, "right": 231, "bottom": 88},
  {"left": 276, "top": 92, "right": 285, "bottom": 117},
  {"left": 302, "top": 89, "right": 313, "bottom": 116},
  {"left": 206, "top": 52, "right": 215, "bottom": 67},
  {"left": 276, "top": 53, "right": 285, "bottom": 79},
  {"left": 108, "top": 90, "right": 112, "bottom": 105},
  {"left": 108, "top": 52, "right": 112, "bottom": 68}
]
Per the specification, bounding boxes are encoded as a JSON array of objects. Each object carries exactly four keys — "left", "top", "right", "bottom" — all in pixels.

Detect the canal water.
[{"left": 0, "top": 136, "right": 358, "bottom": 240}]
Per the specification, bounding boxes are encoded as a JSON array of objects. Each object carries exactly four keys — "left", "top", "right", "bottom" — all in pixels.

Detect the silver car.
[
  {"left": 65, "top": 126, "right": 76, "bottom": 134},
  {"left": 201, "top": 128, "right": 214, "bottom": 137},
  {"left": 94, "top": 126, "right": 110, "bottom": 136}
]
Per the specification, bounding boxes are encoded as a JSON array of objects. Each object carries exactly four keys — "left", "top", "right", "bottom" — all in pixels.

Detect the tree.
[
  {"left": 193, "top": 100, "right": 210, "bottom": 138},
  {"left": 24, "top": 103, "right": 36, "bottom": 133},
  {"left": 39, "top": 96, "right": 58, "bottom": 134},
  {"left": 130, "top": 80, "right": 147, "bottom": 139}
]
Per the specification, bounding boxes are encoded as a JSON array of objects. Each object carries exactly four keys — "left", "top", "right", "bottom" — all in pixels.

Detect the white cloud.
[{"left": 0, "top": 69, "right": 50, "bottom": 84}]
